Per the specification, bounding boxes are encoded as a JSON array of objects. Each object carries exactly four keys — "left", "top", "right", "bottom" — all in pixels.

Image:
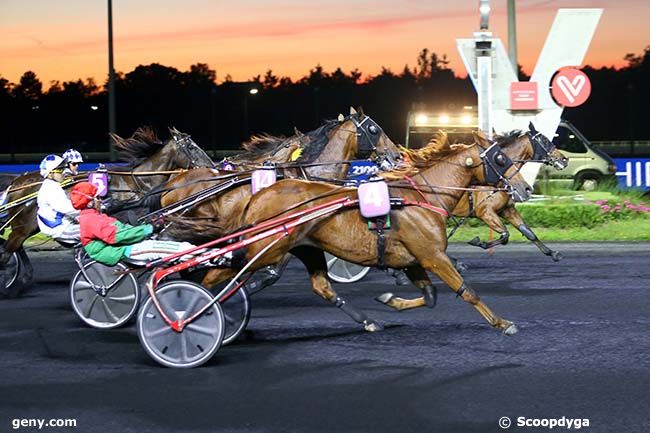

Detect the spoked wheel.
[
  {"left": 220, "top": 287, "right": 251, "bottom": 346},
  {"left": 138, "top": 281, "right": 225, "bottom": 368},
  {"left": 325, "top": 252, "right": 371, "bottom": 283},
  {"left": 70, "top": 261, "right": 140, "bottom": 329}
]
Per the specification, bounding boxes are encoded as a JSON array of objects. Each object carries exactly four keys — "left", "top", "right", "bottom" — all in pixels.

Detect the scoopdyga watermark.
[{"left": 499, "top": 416, "right": 590, "bottom": 430}]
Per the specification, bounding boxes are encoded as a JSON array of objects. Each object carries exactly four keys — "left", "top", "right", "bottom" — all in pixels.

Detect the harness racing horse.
[
  {"left": 158, "top": 110, "right": 402, "bottom": 243},
  {"left": 0, "top": 127, "right": 214, "bottom": 298},
  {"left": 195, "top": 138, "right": 532, "bottom": 335},
  {"left": 452, "top": 124, "right": 568, "bottom": 261},
  {"left": 377, "top": 126, "right": 568, "bottom": 312}
]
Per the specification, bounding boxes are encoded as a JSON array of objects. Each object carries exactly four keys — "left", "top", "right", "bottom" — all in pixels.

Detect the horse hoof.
[
  {"left": 551, "top": 251, "right": 563, "bottom": 262},
  {"left": 364, "top": 320, "right": 383, "bottom": 332},
  {"left": 467, "top": 236, "right": 481, "bottom": 247},
  {"left": 375, "top": 292, "right": 394, "bottom": 305},
  {"left": 502, "top": 323, "right": 518, "bottom": 336}
]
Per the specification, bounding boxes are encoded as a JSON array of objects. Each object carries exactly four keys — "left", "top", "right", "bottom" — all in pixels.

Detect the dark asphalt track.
[{"left": 0, "top": 242, "right": 649, "bottom": 433}]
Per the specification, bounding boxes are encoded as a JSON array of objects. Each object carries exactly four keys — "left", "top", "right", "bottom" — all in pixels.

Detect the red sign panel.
[
  {"left": 551, "top": 67, "right": 591, "bottom": 107},
  {"left": 510, "top": 81, "right": 538, "bottom": 110}
]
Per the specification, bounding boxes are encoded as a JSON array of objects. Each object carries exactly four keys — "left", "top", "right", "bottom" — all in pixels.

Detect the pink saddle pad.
[
  {"left": 251, "top": 169, "right": 277, "bottom": 194},
  {"left": 358, "top": 181, "right": 390, "bottom": 218}
]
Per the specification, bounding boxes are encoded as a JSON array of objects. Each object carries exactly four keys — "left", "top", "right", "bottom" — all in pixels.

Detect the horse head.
[
  {"left": 168, "top": 127, "right": 215, "bottom": 169},
  {"left": 527, "top": 122, "right": 568, "bottom": 170},
  {"left": 473, "top": 142, "right": 532, "bottom": 203}
]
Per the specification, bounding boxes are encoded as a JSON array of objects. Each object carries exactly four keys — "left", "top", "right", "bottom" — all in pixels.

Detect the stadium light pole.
[
  {"left": 108, "top": 0, "right": 117, "bottom": 161},
  {"left": 507, "top": 0, "right": 518, "bottom": 76}
]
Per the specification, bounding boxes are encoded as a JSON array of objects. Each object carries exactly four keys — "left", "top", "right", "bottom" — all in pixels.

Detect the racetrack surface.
[{"left": 0, "top": 242, "right": 649, "bottom": 433}]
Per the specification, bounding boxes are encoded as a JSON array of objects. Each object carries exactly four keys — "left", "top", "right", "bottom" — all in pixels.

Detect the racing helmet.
[
  {"left": 62, "top": 149, "right": 84, "bottom": 164},
  {"left": 39, "top": 154, "right": 65, "bottom": 178}
]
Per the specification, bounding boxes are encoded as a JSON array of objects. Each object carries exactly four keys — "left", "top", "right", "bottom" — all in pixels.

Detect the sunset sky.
[{"left": 1, "top": 0, "right": 648, "bottom": 87}]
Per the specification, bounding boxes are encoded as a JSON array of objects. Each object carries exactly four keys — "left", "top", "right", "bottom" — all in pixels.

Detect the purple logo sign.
[
  {"left": 358, "top": 181, "right": 390, "bottom": 218},
  {"left": 251, "top": 169, "right": 276, "bottom": 194},
  {"left": 88, "top": 172, "right": 109, "bottom": 197}
]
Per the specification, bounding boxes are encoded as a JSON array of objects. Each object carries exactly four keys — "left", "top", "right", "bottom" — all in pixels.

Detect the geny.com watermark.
[
  {"left": 11, "top": 418, "right": 77, "bottom": 430},
  {"left": 499, "top": 416, "right": 590, "bottom": 430}
]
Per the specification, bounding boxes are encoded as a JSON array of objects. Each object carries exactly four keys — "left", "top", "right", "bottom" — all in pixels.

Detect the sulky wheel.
[
  {"left": 137, "top": 281, "right": 225, "bottom": 369},
  {"left": 220, "top": 287, "right": 251, "bottom": 346},
  {"left": 325, "top": 252, "right": 371, "bottom": 283},
  {"left": 70, "top": 261, "right": 140, "bottom": 329}
]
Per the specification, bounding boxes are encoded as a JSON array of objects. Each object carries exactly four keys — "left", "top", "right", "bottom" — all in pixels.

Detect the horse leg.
[
  {"left": 0, "top": 227, "right": 35, "bottom": 298},
  {"left": 422, "top": 250, "right": 517, "bottom": 334},
  {"left": 375, "top": 265, "right": 436, "bottom": 311},
  {"left": 291, "top": 246, "right": 383, "bottom": 332},
  {"left": 501, "top": 207, "right": 562, "bottom": 261},
  {"left": 467, "top": 209, "right": 510, "bottom": 250},
  {"left": 243, "top": 254, "right": 292, "bottom": 295},
  {"left": 201, "top": 268, "right": 238, "bottom": 290}
]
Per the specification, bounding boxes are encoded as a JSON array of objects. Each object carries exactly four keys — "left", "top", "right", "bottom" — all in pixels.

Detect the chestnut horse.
[
  {"left": 451, "top": 125, "right": 568, "bottom": 260},
  {"left": 377, "top": 127, "right": 567, "bottom": 312},
  {"left": 158, "top": 111, "right": 402, "bottom": 243},
  {"left": 0, "top": 127, "right": 214, "bottom": 297},
  {"left": 196, "top": 138, "right": 532, "bottom": 335}
]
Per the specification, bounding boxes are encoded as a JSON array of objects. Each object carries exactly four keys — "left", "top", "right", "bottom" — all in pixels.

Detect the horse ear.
[
  {"left": 357, "top": 106, "right": 365, "bottom": 117},
  {"left": 169, "top": 126, "right": 180, "bottom": 139},
  {"left": 528, "top": 122, "right": 537, "bottom": 133},
  {"left": 337, "top": 113, "right": 345, "bottom": 122},
  {"left": 473, "top": 130, "right": 491, "bottom": 146},
  {"left": 349, "top": 107, "right": 357, "bottom": 115},
  {"left": 294, "top": 127, "right": 304, "bottom": 137}
]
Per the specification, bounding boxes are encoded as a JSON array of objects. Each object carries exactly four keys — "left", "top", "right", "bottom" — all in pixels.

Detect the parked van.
[{"left": 405, "top": 109, "right": 616, "bottom": 190}]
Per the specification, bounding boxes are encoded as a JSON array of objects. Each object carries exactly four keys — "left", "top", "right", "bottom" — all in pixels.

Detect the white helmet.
[
  {"left": 62, "top": 149, "right": 84, "bottom": 164},
  {"left": 39, "top": 154, "right": 65, "bottom": 178}
]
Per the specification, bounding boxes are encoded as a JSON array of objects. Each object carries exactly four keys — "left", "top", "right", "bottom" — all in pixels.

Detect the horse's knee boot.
[{"left": 518, "top": 224, "right": 538, "bottom": 241}]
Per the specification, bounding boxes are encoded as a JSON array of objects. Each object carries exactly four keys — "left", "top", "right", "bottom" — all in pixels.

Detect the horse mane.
[
  {"left": 493, "top": 130, "right": 523, "bottom": 147},
  {"left": 381, "top": 131, "right": 474, "bottom": 181},
  {"left": 296, "top": 119, "right": 341, "bottom": 163},
  {"left": 241, "top": 133, "right": 288, "bottom": 156},
  {"left": 110, "top": 127, "right": 165, "bottom": 165}
]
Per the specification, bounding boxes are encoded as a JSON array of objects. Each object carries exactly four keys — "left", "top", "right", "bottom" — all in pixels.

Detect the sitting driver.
[
  {"left": 36, "top": 154, "right": 80, "bottom": 244},
  {"left": 70, "top": 181, "right": 199, "bottom": 266},
  {"left": 62, "top": 148, "right": 84, "bottom": 177}
]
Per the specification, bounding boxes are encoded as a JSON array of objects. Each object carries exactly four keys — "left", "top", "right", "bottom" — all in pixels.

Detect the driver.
[
  {"left": 70, "top": 181, "right": 200, "bottom": 266},
  {"left": 36, "top": 154, "right": 80, "bottom": 243},
  {"left": 62, "top": 148, "right": 84, "bottom": 176}
]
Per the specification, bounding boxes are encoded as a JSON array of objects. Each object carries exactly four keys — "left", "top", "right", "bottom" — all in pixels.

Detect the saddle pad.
[
  {"left": 251, "top": 169, "right": 277, "bottom": 194},
  {"left": 88, "top": 172, "right": 109, "bottom": 197},
  {"left": 358, "top": 180, "right": 390, "bottom": 219}
]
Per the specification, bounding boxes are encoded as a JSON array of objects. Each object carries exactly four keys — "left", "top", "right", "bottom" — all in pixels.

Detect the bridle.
[
  {"left": 347, "top": 114, "right": 401, "bottom": 170},
  {"left": 172, "top": 133, "right": 216, "bottom": 169},
  {"left": 476, "top": 142, "right": 526, "bottom": 201}
]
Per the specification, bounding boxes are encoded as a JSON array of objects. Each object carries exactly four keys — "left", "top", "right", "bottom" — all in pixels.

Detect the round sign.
[{"left": 551, "top": 67, "right": 591, "bottom": 107}]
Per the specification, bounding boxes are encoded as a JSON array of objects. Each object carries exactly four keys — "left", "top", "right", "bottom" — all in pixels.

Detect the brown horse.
[
  {"left": 378, "top": 127, "right": 568, "bottom": 312},
  {"left": 0, "top": 127, "right": 214, "bottom": 298},
  {"left": 450, "top": 125, "right": 568, "bottom": 260},
  {"left": 158, "top": 111, "right": 402, "bottom": 243},
  {"left": 196, "top": 138, "right": 532, "bottom": 335}
]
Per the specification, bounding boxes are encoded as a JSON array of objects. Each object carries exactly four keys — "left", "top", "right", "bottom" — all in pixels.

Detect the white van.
[{"left": 405, "top": 110, "right": 616, "bottom": 190}]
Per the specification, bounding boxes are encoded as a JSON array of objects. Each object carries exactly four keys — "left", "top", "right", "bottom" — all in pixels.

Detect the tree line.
[{"left": 1, "top": 47, "right": 648, "bottom": 157}]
